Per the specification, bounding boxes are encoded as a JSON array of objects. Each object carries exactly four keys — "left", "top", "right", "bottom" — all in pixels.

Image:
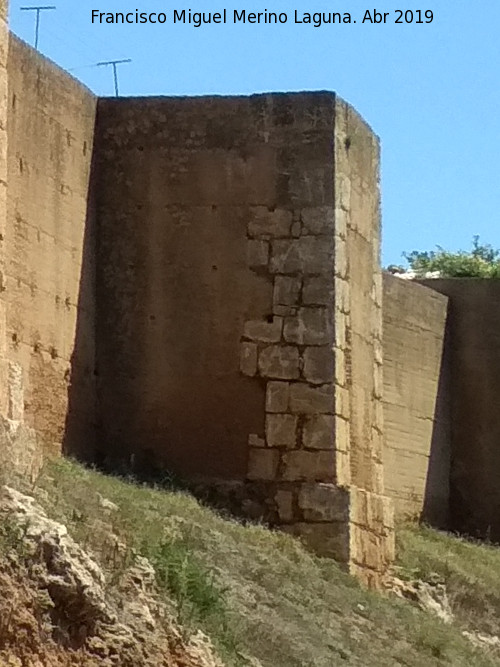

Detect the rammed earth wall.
[
  {"left": 382, "top": 274, "right": 450, "bottom": 527},
  {"left": 5, "top": 36, "right": 97, "bottom": 460}
]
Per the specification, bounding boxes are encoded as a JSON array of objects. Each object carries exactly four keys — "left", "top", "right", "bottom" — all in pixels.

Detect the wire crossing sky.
[{"left": 9, "top": 0, "right": 500, "bottom": 265}]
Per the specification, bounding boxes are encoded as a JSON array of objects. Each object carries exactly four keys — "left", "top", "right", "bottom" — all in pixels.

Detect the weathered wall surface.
[
  {"left": 6, "top": 37, "right": 97, "bottom": 458},
  {"left": 94, "top": 92, "right": 337, "bottom": 480},
  {"left": 420, "top": 279, "right": 500, "bottom": 540},
  {"left": 383, "top": 274, "right": 450, "bottom": 526}
]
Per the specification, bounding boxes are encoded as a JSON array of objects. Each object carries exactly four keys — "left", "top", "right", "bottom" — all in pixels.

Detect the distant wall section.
[
  {"left": 6, "top": 37, "right": 97, "bottom": 458},
  {"left": 421, "top": 279, "right": 500, "bottom": 540},
  {"left": 383, "top": 274, "right": 450, "bottom": 526}
]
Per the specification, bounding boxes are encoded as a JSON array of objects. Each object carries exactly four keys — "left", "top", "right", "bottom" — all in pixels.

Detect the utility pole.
[
  {"left": 97, "top": 59, "right": 132, "bottom": 97},
  {"left": 20, "top": 6, "right": 56, "bottom": 50}
]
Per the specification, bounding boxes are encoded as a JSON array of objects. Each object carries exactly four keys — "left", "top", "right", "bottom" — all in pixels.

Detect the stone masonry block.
[
  {"left": 247, "top": 239, "right": 269, "bottom": 268},
  {"left": 273, "top": 275, "right": 301, "bottom": 307},
  {"left": 335, "top": 348, "right": 347, "bottom": 387},
  {"left": 373, "top": 399, "right": 383, "bottom": 432},
  {"left": 289, "top": 383, "right": 334, "bottom": 414},
  {"left": 373, "top": 312, "right": 382, "bottom": 341},
  {"left": 269, "top": 237, "right": 334, "bottom": 275},
  {"left": 275, "top": 489, "right": 294, "bottom": 522},
  {"left": 350, "top": 488, "right": 394, "bottom": 534},
  {"left": 266, "top": 414, "right": 298, "bottom": 448},
  {"left": 298, "top": 483, "right": 349, "bottom": 522},
  {"left": 334, "top": 449, "right": 351, "bottom": 487},
  {"left": 284, "top": 308, "right": 332, "bottom": 346},
  {"left": 248, "top": 434, "right": 265, "bottom": 447},
  {"left": 273, "top": 305, "right": 297, "bottom": 318},
  {"left": 282, "top": 521, "right": 349, "bottom": 562},
  {"left": 244, "top": 318, "right": 283, "bottom": 343},
  {"left": 302, "top": 415, "right": 334, "bottom": 450},
  {"left": 303, "top": 346, "right": 334, "bottom": 385},
  {"left": 302, "top": 276, "right": 333, "bottom": 306},
  {"left": 266, "top": 381, "right": 290, "bottom": 413},
  {"left": 300, "top": 206, "right": 334, "bottom": 235},
  {"left": 338, "top": 176, "right": 351, "bottom": 212},
  {"left": 240, "top": 342, "right": 258, "bottom": 376},
  {"left": 334, "top": 207, "right": 348, "bottom": 240},
  {"left": 334, "top": 312, "right": 347, "bottom": 350},
  {"left": 258, "top": 345, "right": 300, "bottom": 380},
  {"left": 247, "top": 448, "right": 279, "bottom": 481},
  {"left": 350, "top": 526, "right": 386, "bottom": 571},
  {"left": 335, "top": 277, "right": 350, "bottom": 313},
  {"left": 248, "top": 207, "right": 292, "bottom": 238},
  {"left": 335, "top": 244, "right": 348, "bottom": 279},
  {"left": 371, "top": 427, "right": 383, "bottom": 460},
  {"left": 335, "top": 386, "right": 350, "bottom": 420},
  {"left": 335, "top": 417, "right": 350, "bottom": 453},
  {"left": 281, "top": 450, "right": 335, "bottom": 482},
  {"left": 373, "top": 362, "right": 383, "bottom": 399}
]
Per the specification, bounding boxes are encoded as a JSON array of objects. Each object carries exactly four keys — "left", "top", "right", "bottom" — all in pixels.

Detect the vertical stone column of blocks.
[
  {"left": 242, "top": 206, "right": 338, "bottom": 482},
  {"left": 333, "top": 99, "right": 394, "bottom": 586},
  {"left": 238, "top": 96, "right": 395, "bottom": 587},
  {"left": 242, "top": 203, "right": 358, "bottom": 563},
  {"left": 238, "top": 96, "right": 359, "bottom": 570},
  {"left": 334, "top": 98, "right": 385, "bottom": 495}
]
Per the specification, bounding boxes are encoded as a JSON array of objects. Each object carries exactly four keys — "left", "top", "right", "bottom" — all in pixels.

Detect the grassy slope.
[
  {"left": 4, "top": 458, "right": 500, "bottom": 667},
  {"left": 398, "top": 524, "right": 500, "bottom": 639}
]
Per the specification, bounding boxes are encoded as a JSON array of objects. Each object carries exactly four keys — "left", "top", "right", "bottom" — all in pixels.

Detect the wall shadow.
[
  {"left": 421, "top": 309, "right": 451, "bottom": 529},
  {"left": 61, "top": 118, "right": 98, "bottom": 465}
]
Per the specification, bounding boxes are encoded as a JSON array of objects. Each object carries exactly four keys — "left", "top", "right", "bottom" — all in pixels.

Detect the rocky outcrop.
[{"left": 0, "top": 486, "right": 224, "bottom": 667}]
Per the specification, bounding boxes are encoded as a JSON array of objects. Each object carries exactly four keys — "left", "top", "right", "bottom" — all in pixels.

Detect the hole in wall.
[
  {"left": 212, "top": 265, "right": 218, "bottom": 271},
  {"left": 49, "top": 347, "right": 58, "bottom": 360},
  {"left": 265, "top": 314, "right": 274, "bottom": 323},
  {"left": 345, "top": 137, "right": 352, "bottom": 151}
]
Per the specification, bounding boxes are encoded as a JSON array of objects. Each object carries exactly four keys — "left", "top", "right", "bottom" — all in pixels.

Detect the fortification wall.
[
  {"left": 420, "top": 279, "right": 500, "bottom": 540},
  {"left": 6, "top": 37, "right": 97, "bottom": 458},
  {"left": 93, "top": 93, "right": 393, "bottom": 586},
  {"left": 382, "top": 274, "right": 450, "bottom": 526}
]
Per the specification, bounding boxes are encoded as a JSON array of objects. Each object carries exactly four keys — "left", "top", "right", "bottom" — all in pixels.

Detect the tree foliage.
[{"left": 388, "top": 236, "right": 500, "bottom": 278}]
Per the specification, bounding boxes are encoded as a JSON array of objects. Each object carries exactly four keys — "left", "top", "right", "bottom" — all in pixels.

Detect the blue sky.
[{"left": 9, "top": 1, "right": 500, "bottom": 265}]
